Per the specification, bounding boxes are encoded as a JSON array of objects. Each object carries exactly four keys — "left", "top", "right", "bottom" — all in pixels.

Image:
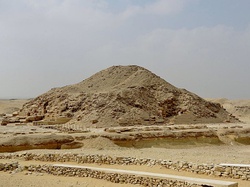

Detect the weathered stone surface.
[
  {"left": 0, "top": 163, "right": 4, "bottom": 170},
  {"left": 12, "top": 111, "right": 19, "bottom": 116},
  {"left": 0, "top": 134, "right": 74, "bottom": 152},
  {"left": 1, "top": 119, "right": 9, "bottom": 126},
  {"left": 0, "top": 162, "right": 19, "bottom": 171},
  {"left": 26, "top": 115, "right": 44, "bottom": 122},
  {"left": 20, "top": 65, "right": 240, "bottom": 127}
]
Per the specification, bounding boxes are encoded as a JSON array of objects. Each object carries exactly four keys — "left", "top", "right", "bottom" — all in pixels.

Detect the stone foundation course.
[
  {"left": 0, "top": 152, "right": 249, "bottom": 181},
  {"left": 28, "top": 164, "right": 204, "bottom": 187},
  {"left": 1, "top": 161, "right": 237, "bottom": 187}
]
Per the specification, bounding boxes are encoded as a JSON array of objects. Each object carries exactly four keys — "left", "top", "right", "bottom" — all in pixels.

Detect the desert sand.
[
  {"left": 0, "top": 66, "right": 250, "bottom": 186},
  {"left": 0, "top": 99, "right": 28, "bottom": 115},
  {"left": 0, "top": 99, "right": 250, "bottom": 186},
  {"left": 207, "top": 98, "right": 250, "bottom": 123},
  {"left": 0, "top": 170, "right": 135, "bottom": 187}
]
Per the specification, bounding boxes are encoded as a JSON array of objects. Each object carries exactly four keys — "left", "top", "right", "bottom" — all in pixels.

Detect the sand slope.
[
  {"left": 208, "top": 98, "right": 250, "bottom": 123},
  {"left": 0, "top": 99, "right": 28, "bottom": 114}
]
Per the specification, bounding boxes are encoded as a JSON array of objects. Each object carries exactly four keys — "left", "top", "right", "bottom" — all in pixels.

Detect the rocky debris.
[
  {"left": 0, "top": 161, "right": 202, "bottom": 187},
  {"left": 0, "top": 134, "right": 75, "bottom": 152},
  {"left": 0, "top": 114, "right": 44, "bottom": 126},
  {"left": 33, "top": 116, "right": 71, "bottom": 126},
  {"left": 0, "top": 162, "right": 19, "bottom": 172},
  {"left": 27, "top": 165, "right": 203, "bottom": 187},
  {"left": 19, "top": 65, "right": 240, "bottom": 127},
  {"left": 0, "top": 152, "right": 249, "bottom": 181},
  {"left": 39, "top": 124, "right": 88, "bottom": 133},
  {"left": 0, "top": 114, "right": 71, "bottom": 126}
]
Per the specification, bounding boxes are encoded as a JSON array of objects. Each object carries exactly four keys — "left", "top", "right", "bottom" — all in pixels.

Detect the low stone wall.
[
  {"left": 0, "top": 152, "right": 249, "bottom": 181},
  {"left": 0, "top": 161, "right": 202, "bottom": 187},
  {"left": 0, "top": 162, "right": 19, "bottom": 171},
  {"left": 26, "top": 164, "right": 202, "bottom": 187}
]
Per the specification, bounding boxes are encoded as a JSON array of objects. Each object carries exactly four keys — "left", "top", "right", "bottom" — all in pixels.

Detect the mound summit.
[{"left": 21, "top": 65, "right": 239, "bottom": 127}]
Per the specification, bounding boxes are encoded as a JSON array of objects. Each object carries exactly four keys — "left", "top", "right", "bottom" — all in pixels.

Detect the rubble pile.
[{"left": 17, "top": 65, "right": 239, "bottom": 127}]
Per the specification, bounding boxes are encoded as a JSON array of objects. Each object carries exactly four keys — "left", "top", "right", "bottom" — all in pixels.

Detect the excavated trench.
[{"left": 114, "top": 136, "right": 223, "bottom": 149}]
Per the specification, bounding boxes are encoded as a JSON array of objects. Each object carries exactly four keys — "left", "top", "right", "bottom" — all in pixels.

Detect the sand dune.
[{"left": 207, "top": 98, "right": 250, "bottom": 123}]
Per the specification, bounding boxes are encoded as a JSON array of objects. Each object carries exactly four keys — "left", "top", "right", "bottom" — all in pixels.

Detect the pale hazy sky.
[{"left": 0, "top": 0, "right": 250, "bottom": 99}]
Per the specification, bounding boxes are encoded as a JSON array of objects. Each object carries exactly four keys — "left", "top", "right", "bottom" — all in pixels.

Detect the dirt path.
[{"left": 0, "top": 171, "right": 135, "bottom": 187}]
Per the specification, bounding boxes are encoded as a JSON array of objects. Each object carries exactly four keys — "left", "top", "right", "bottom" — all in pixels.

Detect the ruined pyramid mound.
[{"left": 20, "top": 65, "right": 239, "bottom": 127}]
